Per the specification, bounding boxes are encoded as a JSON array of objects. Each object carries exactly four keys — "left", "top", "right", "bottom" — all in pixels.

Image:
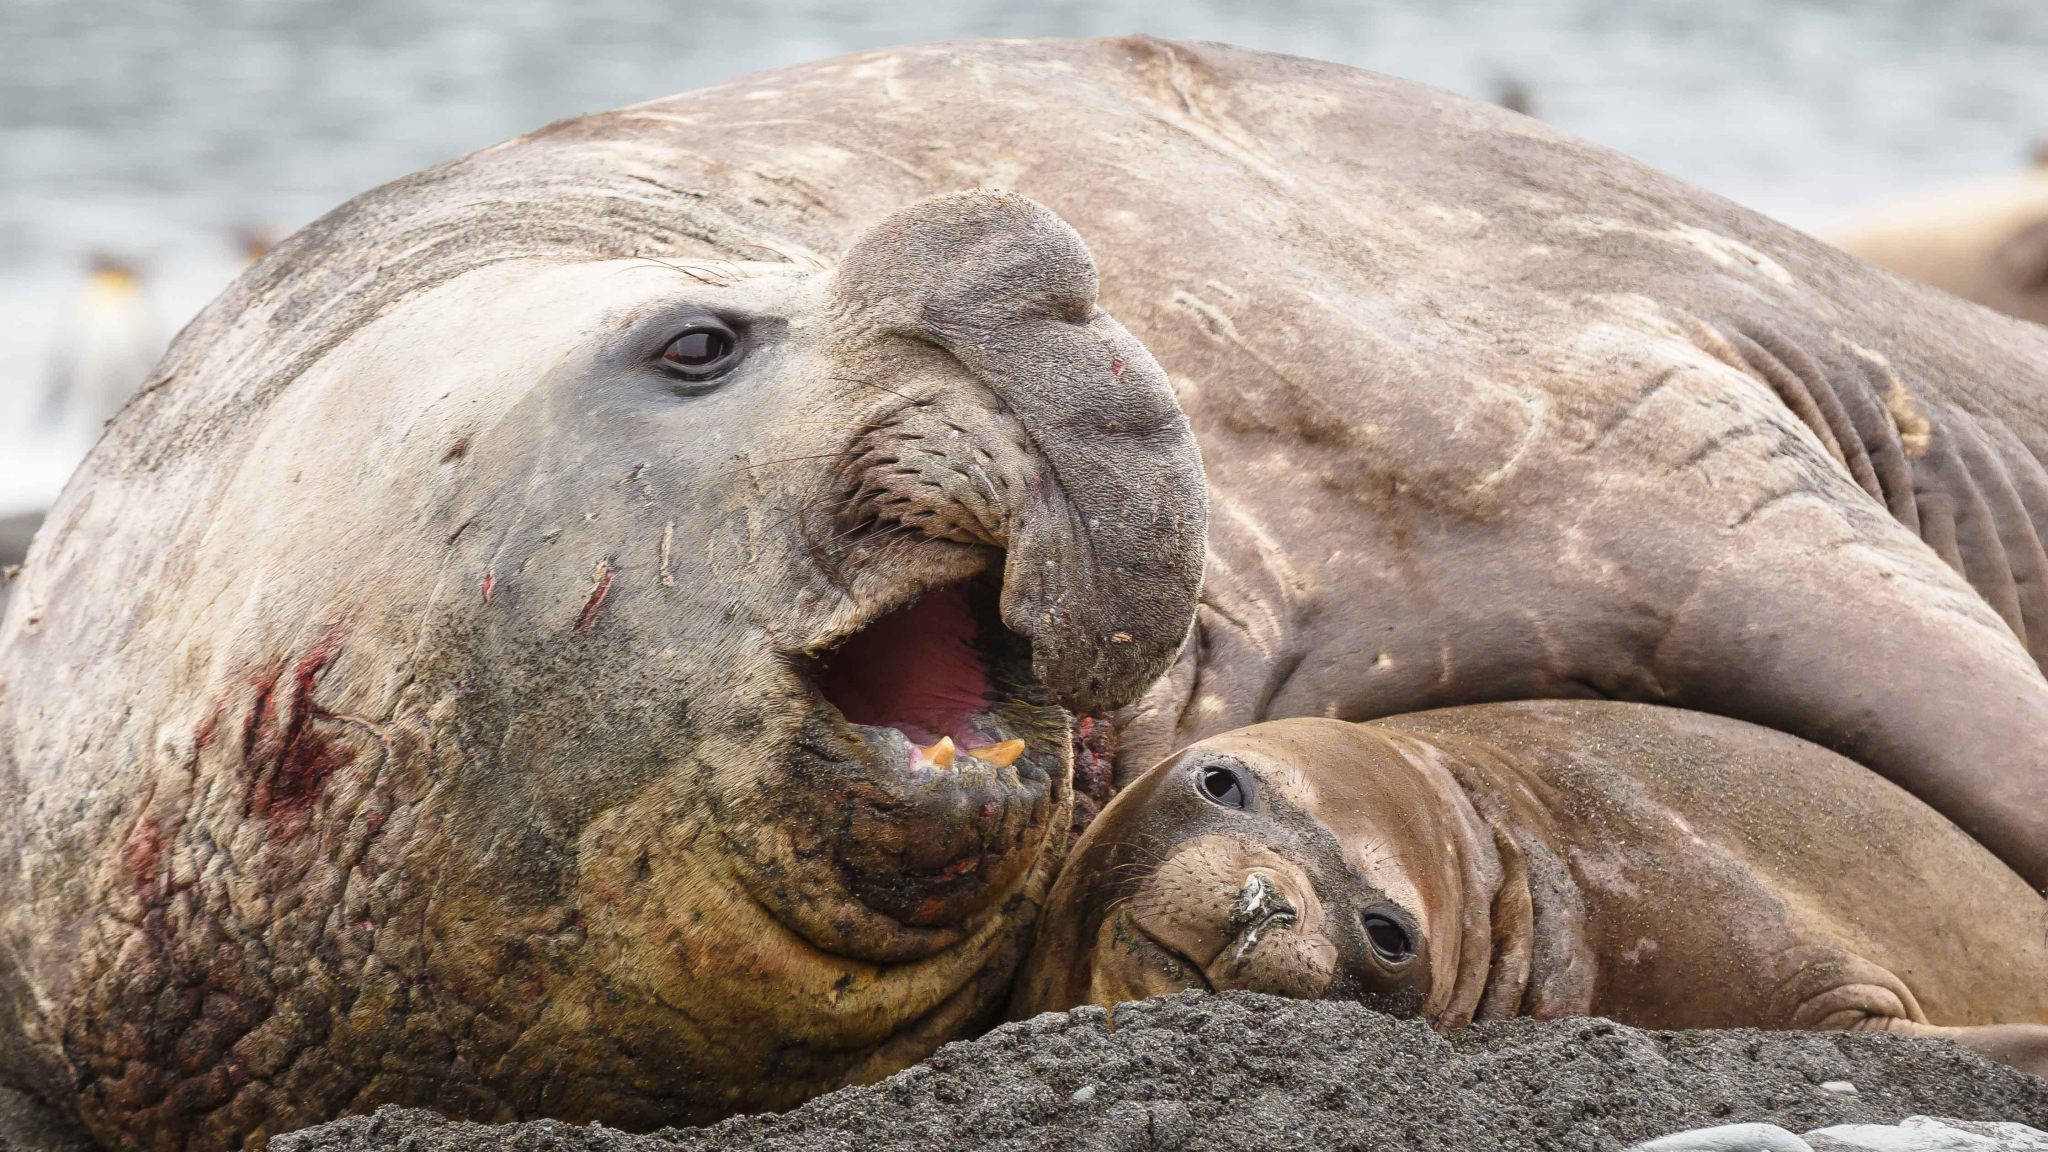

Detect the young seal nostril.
[{"left": 1227, "top": 872, "right": 1298, "bottom": 959}]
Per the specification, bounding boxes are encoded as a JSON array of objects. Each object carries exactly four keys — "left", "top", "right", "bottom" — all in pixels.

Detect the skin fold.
[
  {"left": 8, "top": 33, "right": 2048, "bottom": 1148},
  {"left": 1015, "top": 703, "right": 2048, "bottom": 1079}
]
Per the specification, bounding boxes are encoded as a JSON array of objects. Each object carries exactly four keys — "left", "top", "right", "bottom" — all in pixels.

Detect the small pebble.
[
  {"left": 1820, "top": 1082, "right": 1858, "bottom": 1095},
  {"left": 1070, "top": 1084, "right": 1097, "bottom": 1104}
]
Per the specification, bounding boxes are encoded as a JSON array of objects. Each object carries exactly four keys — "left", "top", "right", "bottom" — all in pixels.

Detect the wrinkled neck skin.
[
  {"left": 1266, "top": 723, "right": 1599, "bottom": 1029},
  {"left": 1309, "top": 726, "right": 1566, "bottom": 1029},
  {"left": 1378, "top": 728, "right": 1603, "bottom": 1024}
]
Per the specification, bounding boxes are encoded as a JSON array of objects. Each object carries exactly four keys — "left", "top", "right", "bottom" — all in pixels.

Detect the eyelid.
[
  {"left": 1194, "top": 763, "right": 1252, "bottom": 809},
  {"left": 637, "top": 304, "right": 732, "bottom": 354}
]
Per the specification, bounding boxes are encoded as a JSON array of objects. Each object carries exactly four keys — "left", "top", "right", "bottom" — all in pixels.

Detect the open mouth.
[
  {"left": 806, "top": 574, "right": 1065, "bottom": 776},
  {"left": 765, "top": 570, "right": 1077, "bottom": 942}
]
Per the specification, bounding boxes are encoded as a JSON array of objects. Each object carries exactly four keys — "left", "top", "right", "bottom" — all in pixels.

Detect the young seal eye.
[
  {"left": 1196, "top": 764, "right": 1250, "bottom": 809},
  {"left": 1362, "top": 911, "right": 1415, "bottom": 964},
  {"left": 659, "top": 322, "right": 743, "bottom": 382}
]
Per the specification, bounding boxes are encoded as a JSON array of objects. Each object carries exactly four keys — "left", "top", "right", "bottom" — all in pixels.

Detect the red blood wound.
[
  {"left": 575, "top": 565, "right": 615, "bottom": 633},
  {"left": 239, "top": 639, "right": 350, "bottom": 832},
  {"left": 120, "top": 818, "right": 165, "bottom": 903},
  {"left": 1070, "top": 713, "right": 1118, "bottom": 838}
]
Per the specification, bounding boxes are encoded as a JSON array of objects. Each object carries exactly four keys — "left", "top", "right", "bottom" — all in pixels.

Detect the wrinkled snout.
[
  {"left": 1225, "top": 872, "right": 1299, "bottom": 961},
  {"left": 831, "top": 191, "right": 1208, "bottom": 711},
  {"left": 1094, "top": 835, "right": 1339, "bottom": 1003}
]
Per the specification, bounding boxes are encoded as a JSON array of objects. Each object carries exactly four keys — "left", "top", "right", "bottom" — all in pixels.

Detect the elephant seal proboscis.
[
  {"left": 1013, "top": 702, "right": 2048, "bottom": 1078},
  {"left": 12, "top": 30, "right": 2048, "bottom": 1149}
]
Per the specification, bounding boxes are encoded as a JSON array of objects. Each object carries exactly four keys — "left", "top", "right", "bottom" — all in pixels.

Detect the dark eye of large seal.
[
  {"left": 659, "top": 320, "right": 742, "bottom": 382},
  {"left": 1196, "top": 763, "right": 1251, "bottom": 809},
  {"left": 1362, "top": 910, "right": 1415, "bottom": 965}
]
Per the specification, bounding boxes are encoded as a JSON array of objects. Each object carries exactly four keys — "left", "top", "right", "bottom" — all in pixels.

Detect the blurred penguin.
[{"left": 34, "top": 253, "right": 164, "bottom": 441}]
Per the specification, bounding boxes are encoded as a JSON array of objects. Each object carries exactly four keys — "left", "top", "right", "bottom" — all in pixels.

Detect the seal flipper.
[
  {"left": 1786, "top": 953, "right": 2048, "bottom": 1078},
  {"left": 1635, "top": 323, "right": 2048, "bottom": 889},
  {"left": 1850, "top": 1018, "right": 2048, "bottom": 1080}
]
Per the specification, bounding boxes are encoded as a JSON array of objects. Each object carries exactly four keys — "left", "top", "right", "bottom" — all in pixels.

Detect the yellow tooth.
[
  {"left": 917, "top": 736, "right": 957, "bottom": 770},
  {"left": 966, "top": 739, "right": 1026, "bottom": 769}
]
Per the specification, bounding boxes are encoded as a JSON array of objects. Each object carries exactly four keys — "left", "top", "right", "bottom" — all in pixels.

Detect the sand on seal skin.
[{"left": 267, "top": 993, "right": 2048, "bottom": 1152}]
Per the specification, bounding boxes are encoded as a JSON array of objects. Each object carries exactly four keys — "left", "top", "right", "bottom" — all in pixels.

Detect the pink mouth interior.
[{"left": 815, "top": 584, "right": 996, "bottom": 748}]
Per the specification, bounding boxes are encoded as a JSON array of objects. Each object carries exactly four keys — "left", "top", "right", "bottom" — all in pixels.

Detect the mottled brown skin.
[
  {"left": 1016, "top": 704, "right": 2048, "bottom": 1079},
  {"left": 1831, "top": 167, "right": 2048, "bottom": 326},
  {"left": 0, "top": 191, "right": 1205, "bottom": 1152}
]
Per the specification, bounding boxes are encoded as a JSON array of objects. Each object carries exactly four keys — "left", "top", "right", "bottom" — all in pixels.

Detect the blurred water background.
[{"left": 1, "top": 0, "right": 2045, "bottom": 521}]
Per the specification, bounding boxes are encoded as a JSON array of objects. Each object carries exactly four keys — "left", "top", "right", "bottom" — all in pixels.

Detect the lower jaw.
[
  {"left": 1099, "top": 913, "right": 1215, "bottom": 1001},
  {"left": 718, "top": 709, "right": 1072, "bottom": 965}
]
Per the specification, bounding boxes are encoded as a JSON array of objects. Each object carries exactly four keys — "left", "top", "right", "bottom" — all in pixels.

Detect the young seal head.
[{"left": 1011, "top": 720, "right": 1458, "bottom": 1022}]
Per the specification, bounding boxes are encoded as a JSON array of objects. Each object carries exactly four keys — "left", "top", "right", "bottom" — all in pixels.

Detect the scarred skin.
[
  {"left": 1015, "top": 704, "right": 2048, "bottom": 1078},
  {"left": 9, "top": 33, "right": 2048, "bottom": 1149},
  {"left": 1830, "top": 165, "right": 2048, "bottom": 326}
]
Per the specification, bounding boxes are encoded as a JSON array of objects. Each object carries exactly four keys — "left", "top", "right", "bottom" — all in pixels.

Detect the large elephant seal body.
[
  {"left": 1830, "top": 167, "right": 2048, "bottom": 325},
  {"left": 9, "top": 34, "right": 2048, "bottom": 1150},
  {"left": 1014, "top": 703, "right": 2048, "bottom": 1077}
]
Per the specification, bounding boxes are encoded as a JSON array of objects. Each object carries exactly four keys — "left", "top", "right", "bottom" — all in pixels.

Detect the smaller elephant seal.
[{"left": 1012, "top": 701, "right": 2048, "bottom": 1077}]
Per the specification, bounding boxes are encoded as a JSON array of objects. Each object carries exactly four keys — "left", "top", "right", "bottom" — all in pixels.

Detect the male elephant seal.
[
  {"left": 10, "top": 32, "right": 2048, "bottom": 1150},
  {"left": 0, "top": 189, "right": 1205, "bottom": 1150},
  {"left": 1014, "top": 703, "right": 2048, "bottom": 1078}
]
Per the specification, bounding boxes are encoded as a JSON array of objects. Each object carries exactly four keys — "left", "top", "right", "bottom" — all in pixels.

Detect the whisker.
[
  {"left": 831, "top": 374, "right": 922, "bottom": 405},
  {"left": 754, "top": 487, "right": 854, "bottom": 538},
  {"left": 620, "top": 256, "right": 739, "bottom": 287},
  {"left": 817, "top": 517, "right": 921, "bottom": 553},
  {"left": 779, "top": 419, "right": 896, "bottom": 433},
  {"left": 724, "top": 452, "right": 853, "bottom": 475}
]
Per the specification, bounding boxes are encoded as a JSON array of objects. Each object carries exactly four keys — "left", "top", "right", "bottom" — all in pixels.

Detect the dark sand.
[{"left": 268, "top": 993, "right": 2048, "bottom": 1152}]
